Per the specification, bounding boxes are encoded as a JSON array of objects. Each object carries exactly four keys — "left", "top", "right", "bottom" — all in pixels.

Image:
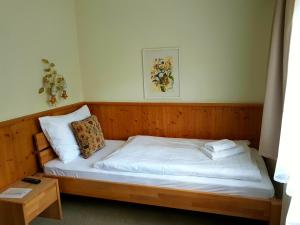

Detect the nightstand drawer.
[{"left": 23, "top": 184, "right": 58, "bottom": 223}]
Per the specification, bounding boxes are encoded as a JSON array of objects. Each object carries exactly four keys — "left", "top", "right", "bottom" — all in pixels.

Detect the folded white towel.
[
  {"left": 201, "top": 145, "right": 245, "bottom": 160},
  {"left": 204, "top": 139, "right": 236, "bottom": 152}
]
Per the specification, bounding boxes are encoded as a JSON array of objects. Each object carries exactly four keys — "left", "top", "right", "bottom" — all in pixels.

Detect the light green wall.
[
  {"left": 0, "top": 0, "right": 275, "bottom": 122},
  {"left": 0, "top": 0, "right": 83, "bottom": 122},
  {"left": 76, "top": 0, "right": 275, "bottom": 103}
]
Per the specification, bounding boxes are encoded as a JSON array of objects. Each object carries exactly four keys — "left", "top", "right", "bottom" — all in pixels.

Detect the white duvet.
[{"left": 94, "top": 136, "right": 262, "bottom": 181}]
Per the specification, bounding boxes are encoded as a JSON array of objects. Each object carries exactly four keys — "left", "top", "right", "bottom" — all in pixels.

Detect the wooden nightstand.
[{"left": 0, "top": 176, "right": 62, "bottom": 225}]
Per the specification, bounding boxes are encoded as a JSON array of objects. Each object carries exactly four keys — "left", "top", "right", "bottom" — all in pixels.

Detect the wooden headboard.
[{"left": 34, "top": 132, "right": 57, "bottom": 168}]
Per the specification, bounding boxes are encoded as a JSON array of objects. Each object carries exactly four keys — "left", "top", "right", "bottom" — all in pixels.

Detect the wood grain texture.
[
  {"left": 87, "top": 102, "right": 263, "bottom": 148},
  {"left": 45, "top": 174, "right": 280, "bottom": 223},
  {"left": 34, "top": 133, "right": 56, "bottom": 168},
  {"left": 34, "top": 133, "right": 51, "bottom": 152},
  {"left": 0, "top": 202, "right": 25, "bottom": 225},
  {"left": 38, "top": 148, "right": 57, "bottom": 168},
  {"left": 0, "top": 176, "right": 62, "bottom": 225},
  {"left": 0, "top": 102, "right": 84, "bottom": 189},
  {"left": 0, "top": 101, "right": 263, "bottom": 190}
]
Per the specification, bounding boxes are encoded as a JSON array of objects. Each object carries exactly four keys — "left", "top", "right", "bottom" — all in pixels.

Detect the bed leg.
[{"left": 269, "top": 199, "right": 282, "bottom": 225}]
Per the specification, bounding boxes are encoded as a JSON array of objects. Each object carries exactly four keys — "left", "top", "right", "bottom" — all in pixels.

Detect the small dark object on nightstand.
[{"left": 22, "top": 177, "right": 41, "bottom": 184}]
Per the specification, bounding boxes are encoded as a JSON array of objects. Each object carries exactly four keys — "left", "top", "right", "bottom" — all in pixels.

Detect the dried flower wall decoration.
[{"left": 38, "top": 59, "right": 68, "bottom": 105}]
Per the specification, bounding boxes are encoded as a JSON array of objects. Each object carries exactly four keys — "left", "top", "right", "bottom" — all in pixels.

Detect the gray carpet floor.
[{"left": 30, "top": 195, "right": 266, "bottom": 225}]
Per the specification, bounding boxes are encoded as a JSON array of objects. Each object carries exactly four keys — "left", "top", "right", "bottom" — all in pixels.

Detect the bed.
[{"left": 34, "top": 133, "right": 282, "bottom": 225}]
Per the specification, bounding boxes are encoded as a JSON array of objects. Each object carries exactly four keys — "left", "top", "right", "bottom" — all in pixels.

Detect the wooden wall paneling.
[
  {"left": 213, "top": 107, "right": 235, "bottom": 139},
  {"left": 164, "top": 105, "right": 195, "bottom": 138},
  {"left": 87, "top": 102, "right": 263, "bottom": 148},
  {"left": 10, "top": 119, "right": 39, "bottom": 179},
  {"left": 0, "top": 102, "right": 262, "bottom": 189},
  {"left": 189, "top": 106, "right": 214, "bottom": 138},
  {"left": 0, "top": 127, "right": 16, "bottom": 188},
  {"left": 89, "top": 104, "right": 144, "bottom": 139},
  {"left": 0, "top": 102, "right": 84, "bottom": 189},
  {"left": 142, "top": 105, "right": 166, "bottom": 137}
]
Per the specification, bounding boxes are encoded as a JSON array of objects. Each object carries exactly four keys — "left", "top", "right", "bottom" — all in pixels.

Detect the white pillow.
[{"left": 39, "top": 105, "right": 91, "bottom": 163}]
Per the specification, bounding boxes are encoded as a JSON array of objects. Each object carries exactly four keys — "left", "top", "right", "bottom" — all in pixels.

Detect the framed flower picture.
[{"left": 142, "top": 48, "right": 180, "bottom": 99}]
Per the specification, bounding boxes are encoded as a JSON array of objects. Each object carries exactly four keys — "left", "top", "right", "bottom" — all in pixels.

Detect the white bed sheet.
[
  {"left": 94, "top": 136, "right": 261, "bottom": 181},
  {"left": 44, "top": 140, "right": 275, "bottom": 199}
]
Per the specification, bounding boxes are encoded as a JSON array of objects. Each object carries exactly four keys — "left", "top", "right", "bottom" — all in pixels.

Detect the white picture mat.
[{"left": 142, "top": 48, "right": 180, "bottom": 98}]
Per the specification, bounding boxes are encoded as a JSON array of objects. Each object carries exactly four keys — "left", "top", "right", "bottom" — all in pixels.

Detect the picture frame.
[{"left": 142, "top": 48, "right": 180, "bottom": 99}]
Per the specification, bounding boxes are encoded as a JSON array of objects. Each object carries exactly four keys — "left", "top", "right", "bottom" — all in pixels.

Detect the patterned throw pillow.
[{"left": 71, "top": 115, "right": 105, "bottom": 158}]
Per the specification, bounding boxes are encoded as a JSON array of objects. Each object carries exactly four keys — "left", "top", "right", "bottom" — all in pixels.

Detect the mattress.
[{"left": 44, "top": 140, "right": 275, "bottom": 199}]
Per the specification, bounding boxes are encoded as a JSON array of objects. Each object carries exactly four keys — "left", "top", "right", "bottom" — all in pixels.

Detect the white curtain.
[
  {"left": 274, "top": 0, "right": 300, "bottom": 224},
  {"left": 259, "top": 0, "right": 293, "bottom": 160}
]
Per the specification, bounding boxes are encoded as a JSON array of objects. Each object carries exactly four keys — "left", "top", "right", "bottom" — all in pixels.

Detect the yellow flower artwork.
[
  {"left": 150, "top": 57, "right": 174, "bottom": 92},
  {"left": 143, "top": 48, "right": 180, "bottom": 99}
]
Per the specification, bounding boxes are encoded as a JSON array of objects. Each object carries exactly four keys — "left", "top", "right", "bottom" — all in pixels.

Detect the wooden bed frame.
[{"left": 34, "top": 132, "right": 282, "bottom": 225}]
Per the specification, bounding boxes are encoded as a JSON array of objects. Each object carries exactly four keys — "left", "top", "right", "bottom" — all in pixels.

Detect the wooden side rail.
[{"left": 45, "top": 175, "right": 281, "bottom": 225}]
